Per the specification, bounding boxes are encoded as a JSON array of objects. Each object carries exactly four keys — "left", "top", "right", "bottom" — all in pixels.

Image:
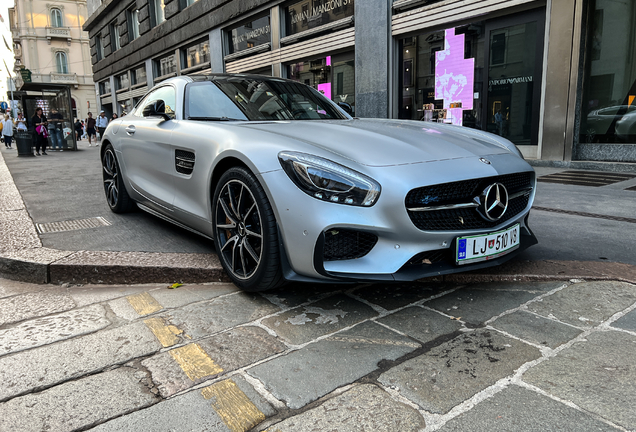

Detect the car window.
[
  {"left": 185, "top": 83, "right": 248, "bottom": 120},
  {"left": 136, "top": 85, "right": 177, "bottom": 119}
]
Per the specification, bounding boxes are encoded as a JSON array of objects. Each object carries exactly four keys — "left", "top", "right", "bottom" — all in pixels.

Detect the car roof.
[{"left": 186, "top": 73, "right": 299, "bottom": 85}]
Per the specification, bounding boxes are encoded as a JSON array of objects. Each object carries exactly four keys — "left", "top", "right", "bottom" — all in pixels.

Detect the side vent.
[{"left": 175, "top": 150, "right": 195, "bottom": 175}]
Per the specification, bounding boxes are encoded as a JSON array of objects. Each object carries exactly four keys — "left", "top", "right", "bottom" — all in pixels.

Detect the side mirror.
[
  {"left": 142, "top": 100, "right": 170, "bottom": 120},
  {"left": 337, "top": 102, "right": 353, "bottom": 116}
]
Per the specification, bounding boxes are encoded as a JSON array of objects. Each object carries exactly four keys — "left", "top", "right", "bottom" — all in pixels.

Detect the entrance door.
[{"left": 483, "top": 10, "right": 545, "bottom": 150}]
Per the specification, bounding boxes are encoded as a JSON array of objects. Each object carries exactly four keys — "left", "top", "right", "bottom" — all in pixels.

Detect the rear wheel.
[
  {"left": 212, "top": 167, "right": 283, "bottom": 292},
  {"left": 102, "top": 144, "right": 135, "bottom": 213}
]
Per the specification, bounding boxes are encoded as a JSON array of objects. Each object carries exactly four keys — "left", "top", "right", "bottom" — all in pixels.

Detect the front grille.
[
  {"left": 175, "top": 149, "right": 195, "bottom": 175},
  {"left": 323, "top": 229, "right": 378, "bottom": 261},
  {"left": 406, "top": 172, "right": 533, "bottom": 231}
]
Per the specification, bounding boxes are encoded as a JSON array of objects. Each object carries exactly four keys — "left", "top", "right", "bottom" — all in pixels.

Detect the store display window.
[
  {"left": 284, "top": 0, "right": 354, "bottom": 37},
  {"left": 227, "top": 14, "right": 271, "bottom": 55},
  {"left": 579, "top": 0, "right": 636, "bottom": 145}
]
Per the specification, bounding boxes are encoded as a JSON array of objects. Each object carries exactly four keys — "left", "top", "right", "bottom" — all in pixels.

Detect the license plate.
[{"left": 456, "top": 224, "right": 520, "bottom": 265}]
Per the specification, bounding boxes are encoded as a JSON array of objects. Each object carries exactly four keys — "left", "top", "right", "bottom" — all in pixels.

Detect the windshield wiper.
[{"left": 187, "top": 116, "right": 247, "bottom": 121}]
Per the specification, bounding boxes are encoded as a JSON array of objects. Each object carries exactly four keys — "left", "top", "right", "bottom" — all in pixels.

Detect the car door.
[{"left": 119, "top": 85, "right": 178, "bottom": 213}]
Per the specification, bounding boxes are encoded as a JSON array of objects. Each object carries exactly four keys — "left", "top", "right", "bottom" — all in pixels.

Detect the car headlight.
[{"left": 278, "top": 151, "right": 381, "bottom": 206}]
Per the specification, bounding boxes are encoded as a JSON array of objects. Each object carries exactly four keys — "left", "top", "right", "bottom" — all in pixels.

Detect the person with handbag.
[{"left": 31, "top": 108, "right": 48, "bottom": 156}]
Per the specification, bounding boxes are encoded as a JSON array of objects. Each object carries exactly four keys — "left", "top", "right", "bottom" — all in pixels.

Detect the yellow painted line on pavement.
[
  {"left": 202, "top": 379, "right": 266, "bottom": 432},
  {"left": 126, "top": 292, "right": 163, "bottom": 315},
  {"left": 169, "top": 344, "right": 223, "bottom": 381},
  {"left": 143, "top": 317, "right": 182, "bottom": 347}
]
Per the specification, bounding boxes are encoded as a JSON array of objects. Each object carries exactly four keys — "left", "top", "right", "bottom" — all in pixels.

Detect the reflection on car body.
[{"left": 101, "top": 74, "right": 537, "bottom": 291}]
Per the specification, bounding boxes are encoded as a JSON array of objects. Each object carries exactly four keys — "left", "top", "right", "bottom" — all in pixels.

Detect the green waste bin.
[{"left": 15, "top": 131, "right": 34, "bottom": 157}]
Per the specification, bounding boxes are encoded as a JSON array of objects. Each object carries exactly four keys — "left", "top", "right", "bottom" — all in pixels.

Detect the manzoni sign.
[
  {"left": 289, "top": 0, "right": 353, "bottom": 25},
  {"left": 232, "top": 25, "right": 271, "bottom": 47}
]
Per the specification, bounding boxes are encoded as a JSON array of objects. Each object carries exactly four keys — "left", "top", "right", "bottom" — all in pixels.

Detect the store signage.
[
  {"left": 20, "top": 68, "right": 32, "bottom": 83},
  {"left": 228, "top": 15, "right": 271, "bottom": 54},
  {"left": 489, "top": 76, "right": 533, "bottom": 86},
  {"left": 285, "top": 0, "right": 354, "bottom": 37}
]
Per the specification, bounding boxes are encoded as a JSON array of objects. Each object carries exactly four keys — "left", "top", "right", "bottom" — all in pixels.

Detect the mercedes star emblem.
[{"left": 478, "top": 183, "right": 509, "bottom": 221}]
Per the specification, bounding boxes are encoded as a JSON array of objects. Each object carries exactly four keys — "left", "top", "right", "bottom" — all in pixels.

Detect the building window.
[
  {"left": 181, "top": 39, "right": 209, "bottom": 70},
  {"left": 116, "top": 73, "right": 130, "bottom": 91},
  {"left": 99, "top": 80, "right": 111, "bottom": 95},
  {"left": 154, "top": 53, "right": 176, "bottom": 78},
  {"left": 227, "top": 14, "right": 271, "bottom": 55},
  {"left": 131, "top": 66, "right": 147, "bottom": 86},
  {"left": 284, "top": 0, "right": 354, "bottom": 37},
  {"left": 127, "top": 8, "right": 140, "bottom": 40},
  {"left": 151, "top": 0, "right": 165, "bottom": 27},
  {"left": 96, "top": 34, "right": 103, "bottom": 61},
  {"left": 55, "top": 52, "right": 68, "bottom": 74},
  {"left": 110, "top": 22, "right": 121, "bottom": 50},
  {"left": 181, "top": 0, "right": 199, "bottom": 9},
  {"left": 50, "top": 8, "right": 63, "bottom": 27}
]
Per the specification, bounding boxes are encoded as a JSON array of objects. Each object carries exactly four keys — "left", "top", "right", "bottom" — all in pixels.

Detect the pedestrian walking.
[
  {"left": 86, "top": 112, "right": 96, "bottom": 146},
  {"left": 96, "top": 110, "right": 108, "bottom": 145},
  {"left": 48, "top": 108, "right": 64, "bottom": 151},
  {"left": 31, "top": 108, "right": 48, "bottom": 156},
  {"left": 74, "top": 118, "right": 83, "bottom": 141},
  {"left": 3, "top": 114, "right": 14, "bottom": 149}
]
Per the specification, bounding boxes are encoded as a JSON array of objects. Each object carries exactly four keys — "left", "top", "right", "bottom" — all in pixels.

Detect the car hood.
[{"left": 238, "top": 118, "right": 514, "bottom": 167}]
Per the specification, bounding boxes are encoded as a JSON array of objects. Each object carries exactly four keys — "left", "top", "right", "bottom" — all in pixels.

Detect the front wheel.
[
  {"left": 212, "top": 167, "right": 284, "bottom": 292},
  {"left": 102, "top": 144, "right": 135, "bottom": 213}
]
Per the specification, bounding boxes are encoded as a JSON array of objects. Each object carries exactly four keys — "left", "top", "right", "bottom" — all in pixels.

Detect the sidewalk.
[{"left": 1, "top": 146, "right": 635, "bottom": 285}]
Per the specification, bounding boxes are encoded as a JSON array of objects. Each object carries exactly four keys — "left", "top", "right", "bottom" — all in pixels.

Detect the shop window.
[
  {"left": 579, "top": 0, "right": 636, "bottom": 145},
  {"left": 151, "top": 0, "right": 165, "bottom": 27},
  {"left": 50, "top": 8, "right": 63, "bottom": 27},
  {"left": 181, "top": 39, "right": 210, "bottom": 70},
  {"left": 154, "top": 53, "right": 176, "bottom": 79},
  {"left": 116, "top": 73, "right": 129, "bottom": 91},
  {"left": 227, "top": 14, "right": 271, "bottom": 55},
  {"left": 131, "top": 66, "right": 147, "bottom": 86},
  {"left": 99, "top": 80, "right": 111, "bottom": 95},
  {"left": 284, "top": 0, "right": 354, "bottom": 38},
  {"left": 55, "top": 52, "right": 68, "bottom": 74},
  {"left": 127, "top": 7, "right": 140, "bottom": 40}
]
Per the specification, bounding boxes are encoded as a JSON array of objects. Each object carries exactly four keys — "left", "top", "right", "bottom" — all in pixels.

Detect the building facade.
[
  {"left": 10, "top": 0, "right": 96, "bottom": 148},
  {"left": 84, "top": 0, "right": 636, "bottom": 165}
]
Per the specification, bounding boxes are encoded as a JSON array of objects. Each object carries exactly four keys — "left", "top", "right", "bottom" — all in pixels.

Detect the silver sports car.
[{"left": 101, "top": 74, "right": 537, "bottom": 291}]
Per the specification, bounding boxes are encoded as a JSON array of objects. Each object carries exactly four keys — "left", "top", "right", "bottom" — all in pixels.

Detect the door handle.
[{"left": 125, "top": 126, "right": 136, "bottom": 135}]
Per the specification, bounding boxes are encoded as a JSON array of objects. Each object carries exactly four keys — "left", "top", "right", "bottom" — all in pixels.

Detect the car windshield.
[{"left": 185, "top": 77, "right": 347, "bottom": 121}]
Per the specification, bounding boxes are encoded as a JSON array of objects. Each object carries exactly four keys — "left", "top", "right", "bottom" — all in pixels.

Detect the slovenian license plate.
[{"left": 456, "top": 224, "right": 520, "bottom": 265}]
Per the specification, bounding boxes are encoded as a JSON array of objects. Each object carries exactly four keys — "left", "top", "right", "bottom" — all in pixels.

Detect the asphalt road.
[{"left": 3, "top": 144, "right": 636, "bottom": 265}]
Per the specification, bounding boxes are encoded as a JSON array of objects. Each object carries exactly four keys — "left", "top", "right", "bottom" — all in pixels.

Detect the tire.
[
  {"left": 102, "top": 144, "right": 135, "bottom": 213},
  {"left": 212, "top": 167, "right": 284, "bottom": 292}
]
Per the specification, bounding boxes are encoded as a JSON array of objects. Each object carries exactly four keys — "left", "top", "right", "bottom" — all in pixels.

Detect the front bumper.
[{"left": 258, "top": 154, "right": 537, "bottom": 283}]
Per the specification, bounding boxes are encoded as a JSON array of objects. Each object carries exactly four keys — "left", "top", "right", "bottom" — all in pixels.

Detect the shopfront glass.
[
  {"left": 579, "top": 0, "right": 636, "bottom": 145},
  {"left": 228, "top": 15, "right": 270, "bottom": 55},
  {"left": 284, "top": 0, "right": 354, "bottom": 36},
  {"left": 24, "top": 87, "right": 76, "bottom": 150},
  {"left": 287, "top": 52, "right": 355, "bottom": 113},
  {"left": 398, "top": 11, "right": 544, "bottom": 147}
]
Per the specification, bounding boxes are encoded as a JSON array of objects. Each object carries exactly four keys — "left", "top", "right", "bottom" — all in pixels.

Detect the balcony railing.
[{"left": 46, "top": 27, "right": 72, "bottom": 44}]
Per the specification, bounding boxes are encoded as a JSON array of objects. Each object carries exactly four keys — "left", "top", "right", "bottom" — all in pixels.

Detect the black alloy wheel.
[
  {"left": 102, "top": 144, "right": 134, "bottom": 213},
  {"left": 213, "top": 167, "right": 283, "bottom": 292}
]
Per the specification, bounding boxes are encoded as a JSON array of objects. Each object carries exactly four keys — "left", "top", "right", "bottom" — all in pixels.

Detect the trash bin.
[{"left": 15, "top": 131, "right": 34, "bottom": 157}]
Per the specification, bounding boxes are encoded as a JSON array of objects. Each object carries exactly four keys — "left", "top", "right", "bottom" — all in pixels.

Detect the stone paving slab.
[
  {"left": 248, "top": 321, "right": 420, "bottom": 410},
  {"left": 490, "top": 310, "right": 584, "bottom": 349},
  {"left": 379, "top": 329, "right": 541, "bottom": 414},
  {"left": 523, "top": 330, "right": 636, "bottom": 430},
  {"left": 262, "top": 283, "right": 350, "bottom": 309},
  {"left": 425, "top": 284, "right": 548, "bottom": 326},
  {"left": 437, "top": 385, "right": 620, "bottom": 432},
  {"left": 65, "top": 283, "right": 163, "bottom": 307},
  {"left": 0, "top": 367, "right": 159, "bottom": 432},
  {"left": 90, "top": 375, "right": 276, "bottom": 432},
  {"left": 143, "top": 326, "right": 286, "bottom": 398},
  {"left": 0, "top": 278, "right": 44, "bottom": 299},
  {"left": 527, "top": 281, "right": 636, "bottom": 328},
  {"left": 377, "top": 306, "right": 463, "bottom": 344},
  {"left": 0, "top": 247, "right": 73, "bottom": 283},
  {"left": 0, "top": 303, "right": 111, "bottom": 356},
  {"left": 263, "top": 384, "right": 426, "bottom": 432},
  {"left": 0, "top": 210, "right": 42, "bottom": 253},
  {"left": 261, "top": 293, "right": 378, "bottom": 345},
  {"left": 611, "top": 308, "right": 636, "bottom": 332},
  {"left": 165, "top": 293, "right": 279, "bottom": 339},
  {"left": 0, "top": 291, "right": 76, "bottom": 326},
  {"left": 351, "top": 282, "right": 450, "bottom": 311},
  {"left": 0, "top": 321, "right": 162, "bottom": 401},
  {"left": 147, "top": 283, "right": 238, "bottom": 309}
]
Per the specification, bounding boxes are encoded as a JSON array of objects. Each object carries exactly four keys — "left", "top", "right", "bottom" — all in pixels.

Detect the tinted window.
[
  {"left": 136, "top": 86, "right": 176, "bottom": 119},
  {"left": 186, "top": 83, "right": 247, "bottom": 120}
]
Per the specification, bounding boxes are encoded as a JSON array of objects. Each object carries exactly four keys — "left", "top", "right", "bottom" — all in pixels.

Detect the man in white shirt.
[{"left": 96, "top": 110, "right": 109, "bottom": 145}]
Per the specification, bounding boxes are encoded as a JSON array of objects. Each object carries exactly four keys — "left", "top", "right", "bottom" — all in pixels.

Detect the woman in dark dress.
[{"left": 31, "top": 108, "right": 48, "bottom": 156}]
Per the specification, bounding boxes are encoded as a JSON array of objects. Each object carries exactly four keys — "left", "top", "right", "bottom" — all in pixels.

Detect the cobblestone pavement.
[{"left": 1, "top": 277, "right": 634, "bottom": 432}]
